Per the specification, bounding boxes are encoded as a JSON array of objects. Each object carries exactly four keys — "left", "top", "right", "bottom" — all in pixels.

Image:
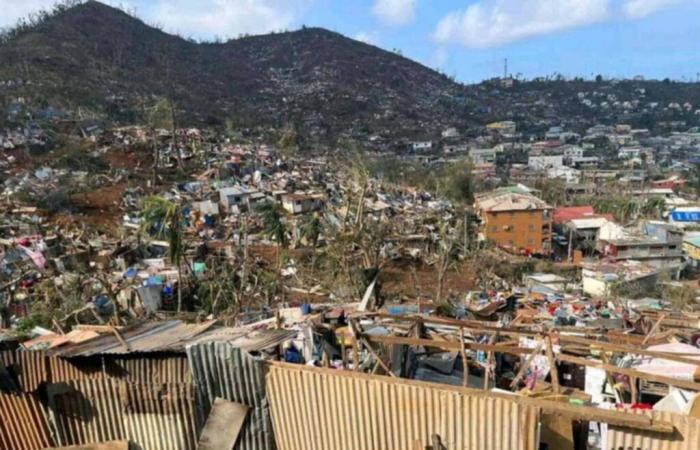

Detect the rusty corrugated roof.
[{"left": 47, "top": 320, "right": 217, "bottom": 358}]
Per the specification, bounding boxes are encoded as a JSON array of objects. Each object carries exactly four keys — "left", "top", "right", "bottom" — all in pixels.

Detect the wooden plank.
[
  {"left": 642, "top": 314, "right": 666, "bottom": 345},
  {"left": 362, "top": 334, "right": 535, "bottom": 356},
  {"left": 197, "top": 398, "right": 250, "bottom": 450},
  {"left": 557, "top": 334, "right": 700, "bottom": 366},
  {"left": 510, "top": 341, "right": 544, "bottom": 389}
]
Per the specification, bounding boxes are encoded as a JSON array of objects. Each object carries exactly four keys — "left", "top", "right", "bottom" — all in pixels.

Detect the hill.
[
  {"left": 2, "top": 1, "right": 700, "bottom": 147},
  {"left": 0, "top": 1, "right": 469, "bottom": 144}
]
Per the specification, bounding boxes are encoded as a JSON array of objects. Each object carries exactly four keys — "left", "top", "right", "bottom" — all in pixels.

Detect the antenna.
[{"left": 504, "top": 58, "right": 508, "bottom": 79}]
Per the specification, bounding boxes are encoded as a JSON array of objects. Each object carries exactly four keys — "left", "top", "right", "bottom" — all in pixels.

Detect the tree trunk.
[
  {"left": 151, "top": 132, "right": 159, "bottom": 187},
  {"left": 177, "top": 264, "right": 183, "bottom": 313}
]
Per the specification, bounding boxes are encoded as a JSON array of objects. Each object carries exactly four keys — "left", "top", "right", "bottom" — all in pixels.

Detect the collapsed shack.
[
  {"left": 1, "top": 305, "right": 700, "bottom": 450},
  {"left": 0, "top": 319, "right": 293, "bottom": 450}
]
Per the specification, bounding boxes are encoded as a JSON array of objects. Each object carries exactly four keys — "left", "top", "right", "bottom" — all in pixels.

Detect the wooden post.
[
  {"left": 546, "top": 334, "right": 560, "bottom": 394},
  {"left": 459, "top": 327, "right": 468, "bottom": 388},
  {"left": 642, "top": 314, "right": 665, "bottom": 345},
  {"left": 484, "top": 332, "right": 497, "bottom": 390}
]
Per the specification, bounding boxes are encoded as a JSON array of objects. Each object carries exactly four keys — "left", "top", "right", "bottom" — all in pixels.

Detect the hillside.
[
  {"left": 2, "top": 1, "right": 700, "bottom": 147},
  {"left": 0, "top": 1, "right": 469, "bottom": 143}
]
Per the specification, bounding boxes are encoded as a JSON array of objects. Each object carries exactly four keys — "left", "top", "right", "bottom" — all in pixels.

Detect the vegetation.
[{"left": 139, "top": 196, "right": 186, "bottom": 311}]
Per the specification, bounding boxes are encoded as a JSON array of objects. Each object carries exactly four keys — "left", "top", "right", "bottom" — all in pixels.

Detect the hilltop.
[{"left": 0, "top": 1, "right": 469, "bottom": 143}]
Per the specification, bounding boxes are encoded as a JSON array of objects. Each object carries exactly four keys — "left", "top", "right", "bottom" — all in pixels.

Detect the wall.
[
  {"left": 483, "top": 209, "right": 552, "bottom": 254},
  {"left": 266, "top": 363, "right": 539, "bottom": 450}
]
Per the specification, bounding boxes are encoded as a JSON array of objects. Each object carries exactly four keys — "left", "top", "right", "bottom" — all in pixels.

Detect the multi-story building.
[{"left": 475, "top": 192, "right": 553, "bottom": 255}]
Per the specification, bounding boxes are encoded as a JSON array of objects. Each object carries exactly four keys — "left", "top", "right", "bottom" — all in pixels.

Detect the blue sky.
[{"left": 4, "top": 0, "right": 700, "bottom": 83}]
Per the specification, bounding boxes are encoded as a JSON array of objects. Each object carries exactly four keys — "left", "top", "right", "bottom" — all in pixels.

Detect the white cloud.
[
  {"left": 431, "top": 47, "right": 449, "bottom": 69},
  {"left": 621, "top": 0, "right": 682, "bottom": 19},
  {"left": 354, "top": 31, "right": 378, "bottom": 45},
  {"left": 1, "top": 0, "right": 59, "bottom": 28},
  {"left": 432, "top": 0, "right": 610, "bottom": 48},
  {"left": 148, "top": 0, "right": 310, "bottom": 39},
  {"left": 372, "top": 0, "right": 417, "bottom": 26}
]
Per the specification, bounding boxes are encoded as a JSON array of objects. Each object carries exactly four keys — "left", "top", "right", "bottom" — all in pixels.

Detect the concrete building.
[{"left": 475, "top": 192, "right": 553, "bottom": 255}]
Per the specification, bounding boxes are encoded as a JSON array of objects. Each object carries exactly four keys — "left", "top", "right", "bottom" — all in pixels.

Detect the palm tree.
[
  {"left": 300, "top": 212, "right": 323, "bottom": 270},
  {"left": 140, "top": 196, "right": 186, "bottom": 312},
  {"left": 255, "top": 201, "right": 289, "bottom": 269},
  {"left": 642, "top": 197, "right": 666, "bottom": 219}
]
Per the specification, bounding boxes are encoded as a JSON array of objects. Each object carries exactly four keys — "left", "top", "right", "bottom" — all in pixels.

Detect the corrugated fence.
[
  {"left": 47, "top": 378, "right": 198, "bottom": 450},
  {"left": 0, "top": 392, "right": 52, "bottom": 450},
  {"left": 266, "top": 363, "right": 540, "bottom": 450},
  {"left": 607, "top": 409, "right": 700, "bottom": 450},
  {"left": 186, "top": 341, "right": 275, "bottom": 450}
]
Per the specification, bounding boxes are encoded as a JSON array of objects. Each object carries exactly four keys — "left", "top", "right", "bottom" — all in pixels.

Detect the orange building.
[{"left": 476, "top": 192, "right": 553, "bottom": 255}]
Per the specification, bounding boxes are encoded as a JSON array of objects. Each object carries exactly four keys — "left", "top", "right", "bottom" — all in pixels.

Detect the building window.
[
  {"left": 528, "top": 239, "right": 534, "bottom": 245},
  {"left": 491, "top": 226, "right": 498, "bottom": 233},
  {"left": 528, "top": 224, "right": 535, "bottom": 232}
]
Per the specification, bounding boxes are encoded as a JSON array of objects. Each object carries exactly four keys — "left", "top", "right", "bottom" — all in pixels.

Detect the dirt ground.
[
  {"left": 49, "top": 183, "right": 126, "bottom": 232},
  {"left": 381, "top": 258, "right": 478, "bottom": 299}
]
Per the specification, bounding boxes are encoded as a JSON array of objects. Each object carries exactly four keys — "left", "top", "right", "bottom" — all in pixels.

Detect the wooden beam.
[
  {"left": 362, "top": 334, "right": 535, "bottom": 356},
  {"left": 511, "top": 341, "right": 544, "bottom": 389},
  {"left": 642, "top": 314, "right": 666, "bottom": 345},
  {"left": 557, "top": 334, "right": 700, "bottom": 366}
]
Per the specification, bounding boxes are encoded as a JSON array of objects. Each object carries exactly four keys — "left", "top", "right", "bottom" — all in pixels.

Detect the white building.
[{"left": 528, "top": 155, "right": 564, "bottom": 170}]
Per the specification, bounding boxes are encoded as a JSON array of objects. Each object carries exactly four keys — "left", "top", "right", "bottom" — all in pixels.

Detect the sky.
[{"left": 3, "top": 0, "right": 700, "bottom": 83}]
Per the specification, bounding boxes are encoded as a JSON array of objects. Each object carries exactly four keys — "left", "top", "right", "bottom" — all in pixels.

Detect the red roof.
[
  {"left": 554, "top": 206, "right": 614, "bottom": 224},
  {"left": 554, "top": 206, "right": 594, "bottom": 224}
]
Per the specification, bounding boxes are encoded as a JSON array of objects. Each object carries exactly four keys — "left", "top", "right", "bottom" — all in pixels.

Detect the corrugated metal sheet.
[
  {"left": 111, "top": 355, "right": 191, "bottom": 384},
  {"left": 122, "top": 382, "right": 198, "bottom": 450},
  {"left": 607, "top": 410, "right": 700, "bottom": 450},
  {"left": 0, "top": 350, "right": 47, "bottom": 392},
  {"left": 266, "top": 363, "right": 540, "bottom": 450},
  {"left": 47, "top": 378, "right": 198, "bottom": 450},
  {"left": 49, "top": 321, "right": 217, "bottom": 357},
  {"left": 0, "top": 392, "right": 53, "bottom": 450},
  {"left": 49, "top": 356, "right": 105, "bottom": 383},
  {"left": 186, "top": 341, "right": 275, "bottom": 450}
]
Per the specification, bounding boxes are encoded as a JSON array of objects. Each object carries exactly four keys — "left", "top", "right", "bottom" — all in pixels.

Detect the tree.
[
  {"left": 435, "top": 220, "right": 462, "bottom": 303},
  {"left": 255, "top": 201, "right": 289, "bottom": 269},
  {"left": 144, "top": 99, "right": 174, "bottom": 186},
  {"left": 140, "top": 196, "right": 186, "bottom": 312}
]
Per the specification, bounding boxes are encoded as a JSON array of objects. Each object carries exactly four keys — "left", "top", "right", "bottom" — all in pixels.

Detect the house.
[
  {"left": 597, "top": 221, "right": 684, "bottom": 271},
  {"left": 486, "top": 121, "right": 516, "bottom": 134},
  {"left": 475, "top": 192, "right": 553, "bottom": 254},
  {"left": 618, "top": 147, "right": 641, "bottom": 159},
  {"left": 652, "top": 175, "right": 685, "bottom": 190},
  {"left": 281, "top": 194, "right": 324, "bottom": 215},
  {"left": 411, "top": 141, "right": 433, "bottom": 152},
  {"left": 219, "top": 186, "right": 260, "bottom": 212},
  {"left": 441, "top": 128, "right": 460, "bottom": 139},
  {"left": 563, "top": 146, "right": 584, "bottom": 159},
  {"left": 581, "top": 260, "right": 658, "bottom": 297},
  {"left": 469, "top": 148, "right": 497, "bottom": 164},
  {"left": 528, "top": 155, "right": 564, "bottom": 171},
  {"left": 682, "top": 234, "right": 700, "bottom": 266},
  {"left": 547, "top": 166, "right": 580, "bottom": 184}
]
